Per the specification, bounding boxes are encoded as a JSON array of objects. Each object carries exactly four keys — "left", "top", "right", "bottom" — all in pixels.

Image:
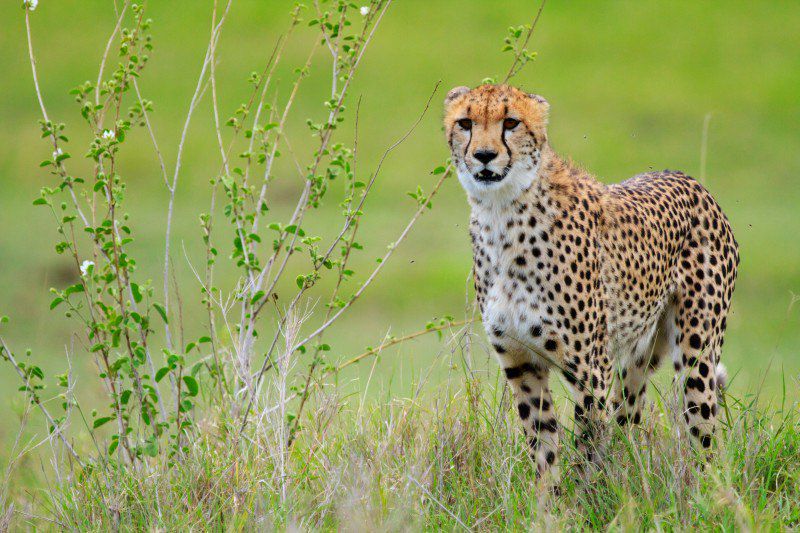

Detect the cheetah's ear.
[
  {"left": 445, "top": 86, "right": 470, "bottom": 106},
  {"left": 527, "top": 93, "right": 550, "bottom": 122},
  {"left": 528, "top": 93, "right": 549, "bottom": 110},
  {"left": 528, "top": 93, "right": 549, "bottom": 107}
]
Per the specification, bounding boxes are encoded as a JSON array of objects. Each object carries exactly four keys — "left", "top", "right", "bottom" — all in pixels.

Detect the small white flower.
[
  {"left": 52, "top": 147, "right": 63, "bottom": 159},
  {"left": 359, "top": 5, "right": 369, "bottom": 16},
  {"left": 80, "top": 260, "right": 94, "bottom": 277},
  {"left": 26, "top": 0, "right": 38, "bottom": 11},
  {"left": 102, "top": 129, "right": 116, "bottom": 140}
]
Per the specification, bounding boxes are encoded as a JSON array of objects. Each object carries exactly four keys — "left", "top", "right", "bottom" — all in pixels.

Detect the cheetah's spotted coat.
[{"left": 444, "top": 84, "right": 739, "bottom": 479}]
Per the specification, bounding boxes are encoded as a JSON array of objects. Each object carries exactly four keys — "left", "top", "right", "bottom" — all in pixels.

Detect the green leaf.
[
  {"left": 285, "top": 224, "right": 305, "bottom": 236},
  {"left": 182, "top": 376, "right": 199, "bottom": 397},
  {"left": 131, "top": 283, "right": 143, "bottom": 303},
  {"left": 49, "top": 297, "right": 64, "bottom": 310},
  {"left": 152, "top": 303, "right": 168, "bottom": 324},
  {"left": 64, "top": 283, "right": 84, "bottom": 296},
  {"left": 93, "top": 416, "right": 114, "bottom": 429},
  {"left": 29, "top": 366, "right": 44, "bottom": 379},
  {"left": 250, "top": 290, "right": 265, "bottom": 305},
  {"left": 120, "top": 390, "right": 132, "bottom": 405},
  {"left": 155, "top": 367, "right": 170, "bottom": 383}
]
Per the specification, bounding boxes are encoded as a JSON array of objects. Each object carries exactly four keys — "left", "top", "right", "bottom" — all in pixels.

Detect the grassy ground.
[
  {"left": 10, "top": 343, "right": 800, "bottom": 530},
  {"left": 1, "top": 0, "right": 799, "bottom": 529},
  {"left": 1, "top": 1, "right": 798, "bottom": 401}
]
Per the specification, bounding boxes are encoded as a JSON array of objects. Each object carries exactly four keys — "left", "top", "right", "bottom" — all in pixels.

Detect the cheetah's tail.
[{"left": 716, "top": 362, "right": 728, "bottom": 399}]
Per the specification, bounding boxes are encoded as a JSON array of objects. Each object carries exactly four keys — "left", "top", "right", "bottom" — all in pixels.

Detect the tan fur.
[{"left": 445, "top": 84, "right": 739, "bottom": 481}]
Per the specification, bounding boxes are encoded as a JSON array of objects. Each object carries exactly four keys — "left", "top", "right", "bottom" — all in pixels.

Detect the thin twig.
[
  {"left": 132, "top": 79, "right": 169, "bottom": 188},
  {"left": 236, "top": 2, "right": 395, "bottom": 386},
  {"left": 291, "top": 165, "right": 452, "bottom": 354},
  {"left": 247, "top": 318, "right": 474, "bottom": 421},
  {"left": 24, "top": 11, "right": 89, "bottom": 228},
  {"left": 239, "top": 82, "right": 442, "bottom": 431},
  {"left": 0, "top": 338, "right": 82, "bottom": 466},
  {"left": 96, "top": 1, "right": 131, "bottom": 107},
  {"left": 244, "top": 162, "right": 452, "bottom": 427},
  {"left": 163, "top": 0, "right": 233, "bottom": 349},
  {"left": 503, "top": 0, "right": 546, "bottom": 83},
  {"left": 337, "top": 319, "right": 474, "bottom": 371}
]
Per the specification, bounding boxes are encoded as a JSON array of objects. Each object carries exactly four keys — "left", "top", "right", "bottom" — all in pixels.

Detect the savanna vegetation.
[{"left": 0, "top": 1, "right": 798, "bottom": 530}]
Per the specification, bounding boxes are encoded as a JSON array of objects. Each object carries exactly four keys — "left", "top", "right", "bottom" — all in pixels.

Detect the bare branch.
[
  {"left": 503, "top": 0, "right": 546, "bottom": 83},
  {"left": 291, "top": 165, "right": 452, "bottom": 353},
  {"left": 238, "top": 82, "right": 442, "bottom": 431},
  {"left": 96, "top": 1, "right": 131, "bottom": 107},
  {"left": 163, "top": 0, "right": 233, "bottom": 349},
  {"left": 24, "top": 11, "right": 89, "bottom": 228},
  {"left": 0, "top": 338, "right": 82, "bottom": 466}
]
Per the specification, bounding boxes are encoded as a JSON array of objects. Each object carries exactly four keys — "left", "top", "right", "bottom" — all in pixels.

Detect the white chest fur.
[{"left": 470, "top": 198, "right": 554, "bottom": 353}]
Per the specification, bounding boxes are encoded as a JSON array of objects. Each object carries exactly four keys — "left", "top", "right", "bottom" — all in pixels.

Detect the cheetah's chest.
[
  {"left": 471, "top": 205, "right": 555, "bottom": 349},
  {"left": 470, "top": 197, "right": 645, "bottom": 362}
]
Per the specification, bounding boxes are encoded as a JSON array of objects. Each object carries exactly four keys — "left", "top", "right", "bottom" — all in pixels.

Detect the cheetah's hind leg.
[
  {"left": 669, "top": 293, "right": 728, "bottom": 452},
  {"left": 611, "top": 309, "right": 672, "bottom": 428}
]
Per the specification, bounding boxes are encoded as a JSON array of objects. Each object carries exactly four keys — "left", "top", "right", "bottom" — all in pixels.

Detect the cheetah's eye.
[
  {"left": 457, "top": 118, "right": 472, "bottom": 130},
  {"left": 503, "top": 118, "right": 520, "bottom": 130}
]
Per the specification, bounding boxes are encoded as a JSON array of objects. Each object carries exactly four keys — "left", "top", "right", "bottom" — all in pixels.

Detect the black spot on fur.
[
  {"left": 504, "top": 363, "right": 537, "bottom": 380},
  {"left": 689, "top": 334, "right": 702, "bottom": 349}
]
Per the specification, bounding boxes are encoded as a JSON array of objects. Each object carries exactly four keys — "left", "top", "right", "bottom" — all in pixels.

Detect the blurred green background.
[{"left": 1, "top": 0, "right": 798, "bottom": 455}]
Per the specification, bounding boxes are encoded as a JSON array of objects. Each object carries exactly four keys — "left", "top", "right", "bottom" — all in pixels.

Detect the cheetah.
[{"left": 443, "top": 84, "right": 739, "bottom": 479}]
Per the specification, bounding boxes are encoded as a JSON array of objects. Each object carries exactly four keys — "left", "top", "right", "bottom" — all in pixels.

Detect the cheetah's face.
[{"left": 444, "top": 84, "right": 549, "bottom": 202}]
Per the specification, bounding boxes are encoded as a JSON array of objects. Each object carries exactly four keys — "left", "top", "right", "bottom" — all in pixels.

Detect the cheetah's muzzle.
[{"left": 475, "top": 168, "right": 504, "bottom": 182}]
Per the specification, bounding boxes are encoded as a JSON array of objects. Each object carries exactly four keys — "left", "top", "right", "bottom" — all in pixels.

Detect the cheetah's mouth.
[{"left": 474, "top": 169, "right": 504, "bottom": 183}]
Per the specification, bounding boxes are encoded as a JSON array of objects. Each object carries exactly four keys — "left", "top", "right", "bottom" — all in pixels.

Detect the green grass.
[
  {"left": 1, "top": 1, "right": 799, "bottom": 529},
  {"left": 9, "top": 346, "right": 799, "bottom": 530}
]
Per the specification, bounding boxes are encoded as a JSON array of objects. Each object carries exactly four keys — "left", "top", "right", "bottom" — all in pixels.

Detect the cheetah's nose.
[{"left": 474, "top": 150, "right": 498, "bottom": 164}]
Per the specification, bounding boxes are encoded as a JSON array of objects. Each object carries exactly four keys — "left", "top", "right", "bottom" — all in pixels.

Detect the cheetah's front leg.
[{"left": 496, "top": 346, "right": 560, "bottom": 479}]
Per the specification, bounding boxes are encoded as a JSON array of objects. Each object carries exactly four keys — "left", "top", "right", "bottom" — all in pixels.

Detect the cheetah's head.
[{"left": 444, "top": 84, "right": 549, "bottom": 203}]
